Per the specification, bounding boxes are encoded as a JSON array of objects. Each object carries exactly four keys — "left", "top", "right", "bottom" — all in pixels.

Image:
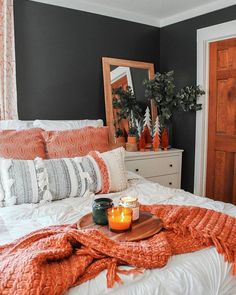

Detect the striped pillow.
[
  {"left": 0, "top": 129, "right": 46, "bottom": 160},
  {"left": 0, "top": 155, "right": 107, "bottom": 206},
  {"left": 43, "top": 127, "right": 110, "bottom": 158},
  {"left": 0, "top": 158, "right": 45, "bottom": 206},
  {"left": 42, "top": 156, "right": 102, "bottom": 200}
]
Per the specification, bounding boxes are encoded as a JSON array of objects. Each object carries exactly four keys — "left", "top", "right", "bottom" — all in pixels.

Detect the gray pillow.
[{"left": 0, "top": 156, "right": 102, "bottom": 206}]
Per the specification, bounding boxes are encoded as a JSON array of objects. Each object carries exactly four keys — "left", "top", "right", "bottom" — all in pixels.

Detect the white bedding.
[{"left": 1, "top": 173, "right": 236, "bottom": 295}]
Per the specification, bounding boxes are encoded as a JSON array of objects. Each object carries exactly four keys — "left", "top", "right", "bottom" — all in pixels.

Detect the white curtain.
[{"left": 0, "top": 0, "right": 18, "bottom": 120}]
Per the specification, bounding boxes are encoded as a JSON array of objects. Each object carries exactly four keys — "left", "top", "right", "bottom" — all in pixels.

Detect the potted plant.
[
  {"left": 112, "top": 86, "right": 142, "bottom": 136},
  {"left": 127, "top": 126, "right": 138, "bottom": 144},
  {"left": 143, "top": 71, "right": 205, "bottom": 147},
  {"left": 115, "top": 127, "right": 126, "bottom": 148}
]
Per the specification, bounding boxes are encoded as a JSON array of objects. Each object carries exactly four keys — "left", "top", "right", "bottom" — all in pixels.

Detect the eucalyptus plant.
[
  {"left": 112, "top": 86, "right": 142, "bottom": 122},
  {"left": 143, "top": 71, "right": 205, "bottom": 126},
  {"left": 112, "top": 86, "right": 142, "bottom": 135}
]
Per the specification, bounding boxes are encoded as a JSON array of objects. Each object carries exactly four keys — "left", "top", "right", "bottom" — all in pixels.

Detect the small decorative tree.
[
  {"left": 153, "top": 115, "right": 161, "bottom": 141},
  {"left": 161, "top": 127, "right": 169, "bottom": 150},
  {"left": 143, "top": 126, "right": 152, "bottom": 149},
  {"left": 153, "top": 132, "right": 160, "bottom": 151},
  {"left": 139, "top": 131, "right": 146, "bottom": 151},
  {"left": 135, "top": 119, "right": 142, "bottom": 138},
  {"left": 153, "top": 115, "right": 161, "bottom": 151},
  {"left": 143, "top": 106, "right": 152, "bottom": 131}
]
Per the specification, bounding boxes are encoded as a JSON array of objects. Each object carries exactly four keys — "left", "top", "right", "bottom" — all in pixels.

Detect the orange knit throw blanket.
[{"left": 1, "top": 204, "right": 236, "bottom": 295}]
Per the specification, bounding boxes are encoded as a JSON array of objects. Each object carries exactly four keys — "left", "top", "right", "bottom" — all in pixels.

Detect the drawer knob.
[
  {"left": 169, "top": 164, "right": 173, "bottom": 167},
  {"left": 135, "top": 168, "right": 139, "bottom": 172},
  {"left": 169, "top": 182, "right": 172, "bottom": 185}
]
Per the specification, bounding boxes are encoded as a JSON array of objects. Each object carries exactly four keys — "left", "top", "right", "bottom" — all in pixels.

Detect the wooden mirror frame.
[{"left": 102, "top": 57, "right": 157, "bottom": 146}]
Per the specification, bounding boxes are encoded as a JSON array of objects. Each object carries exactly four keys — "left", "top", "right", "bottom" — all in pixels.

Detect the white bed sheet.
[{"left": 1, "top": 174, "right": 236, "bottom": 295}]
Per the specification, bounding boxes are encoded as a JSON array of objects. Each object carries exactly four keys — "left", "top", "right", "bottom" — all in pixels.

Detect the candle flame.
[{"left": 121, "top": 211, "right": 125, "bottom": 222}]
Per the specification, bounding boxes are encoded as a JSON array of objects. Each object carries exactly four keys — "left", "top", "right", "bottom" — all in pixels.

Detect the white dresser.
[{"left": 125, "top": 149, "right": 183, "bottom": 189}]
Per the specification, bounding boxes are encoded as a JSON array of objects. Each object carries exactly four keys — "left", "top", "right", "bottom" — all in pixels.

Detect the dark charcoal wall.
[
  {"left": 160, "top": 5, "right": 236, "bottom": 192},
  {"left": 14, "top": 0, "right": 160, "bottom": 121},
  {"left": 14, "top": 0, "right": 236, "bottom": 193}
]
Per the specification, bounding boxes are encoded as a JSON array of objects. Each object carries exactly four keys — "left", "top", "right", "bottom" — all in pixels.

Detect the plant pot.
[
  {"left": 127, "top": 136, "right": 137, "bottom": 144},
  {"left": 126, "top": 142, "right": 138, "bottom": 152}
]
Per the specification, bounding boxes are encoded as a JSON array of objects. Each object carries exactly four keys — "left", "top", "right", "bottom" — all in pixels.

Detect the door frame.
[{"left": 194, "top": 20, "right": 236, "bottom": 196}]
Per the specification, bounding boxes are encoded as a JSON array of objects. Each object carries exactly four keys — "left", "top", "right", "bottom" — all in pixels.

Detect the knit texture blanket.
[{"left": 1, "top": 204, "right": 236, "bottom": 295}]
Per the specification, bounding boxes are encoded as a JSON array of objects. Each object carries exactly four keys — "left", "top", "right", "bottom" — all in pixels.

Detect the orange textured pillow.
[
  {"left": 43, "top": 127, "right": 110, "bottom": 158},
  {"left": 0, "top": 128, "right": 46, "bottom": 160}
]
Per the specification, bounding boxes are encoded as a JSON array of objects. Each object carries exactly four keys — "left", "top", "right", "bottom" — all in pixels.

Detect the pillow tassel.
[
  {"left": 0, "top": 178, "right": 5, "bottom": 207},
  {"left": 1, "top": 159, "right": 17, "bottom": 206},
  {"left": 35, "top": 158, "right": 53, "bottom": 204}
]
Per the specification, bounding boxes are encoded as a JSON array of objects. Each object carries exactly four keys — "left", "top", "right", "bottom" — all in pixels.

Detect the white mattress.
[{"left": 1, "top": 174, "right": 236, "bottom": 295}]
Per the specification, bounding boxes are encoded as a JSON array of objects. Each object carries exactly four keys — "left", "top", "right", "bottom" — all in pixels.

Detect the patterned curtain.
[{"left": 0, "top": 0, "right": 18, "bottom": 120}]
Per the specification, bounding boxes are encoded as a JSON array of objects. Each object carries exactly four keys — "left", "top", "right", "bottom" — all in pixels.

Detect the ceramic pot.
[{"left": 127, "top": 136, "right": 137, "bottom": 144}]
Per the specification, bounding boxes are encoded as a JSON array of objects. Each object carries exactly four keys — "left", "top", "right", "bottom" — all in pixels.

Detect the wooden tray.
[{"left": 77, "top": 211, "right": 163, "bottom": 242}]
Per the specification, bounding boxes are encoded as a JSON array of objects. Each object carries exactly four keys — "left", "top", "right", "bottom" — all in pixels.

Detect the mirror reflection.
[
  {"left": 110, "top": 66, "right": 149, "bottom": 113},
  {"left": 102, "top": 57, "right": 156, "bottom": 148}
]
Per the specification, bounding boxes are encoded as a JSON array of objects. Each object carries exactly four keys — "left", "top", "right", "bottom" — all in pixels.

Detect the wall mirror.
[{"left": 102, "top": 57, "right": 156, "bottom": 146}]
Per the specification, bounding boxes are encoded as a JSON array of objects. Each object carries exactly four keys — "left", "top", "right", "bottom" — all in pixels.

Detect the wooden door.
[
  {"left": 206, "top": 38, "right": 236, "bottom": 204},
  {"left": 111, "top": 75, "right": 128, "bottom": 90}
]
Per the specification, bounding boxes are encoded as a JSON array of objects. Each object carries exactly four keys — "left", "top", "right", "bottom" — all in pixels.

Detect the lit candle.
[{"left": 108, "top": 207, "right": 132, "bottom": 232}]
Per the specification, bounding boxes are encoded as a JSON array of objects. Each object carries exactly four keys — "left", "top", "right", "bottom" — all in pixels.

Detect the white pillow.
[
  {"left": 100, "top": 147, "right": 128, "bottom": 192},
  {"left": 33, "top": 119, "right": 103, "bottom": 131},
  {"left": 0, "top": 120, "right": 34, "bottom": 130}
]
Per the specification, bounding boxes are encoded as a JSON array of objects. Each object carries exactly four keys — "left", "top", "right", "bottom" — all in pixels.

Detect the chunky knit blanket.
[{"left": 1, "top": 204, "right": 236, "bottom": 295}]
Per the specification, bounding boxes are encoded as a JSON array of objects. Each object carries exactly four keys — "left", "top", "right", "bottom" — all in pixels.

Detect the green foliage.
[
  {"left": 176, "top": 86, "right": 205, "bottom": 112},
  {"left": 115, "top": 127, "right": 124, "bottom": 138},
  {"left": 143, "top": 71, "right": 205, "bottom": 124},
  {"left": 112, "top": 86, "right": 142, "bottom": 124},
  {"left": 128, "top": 126, "right": 138, "bottom": 137}
]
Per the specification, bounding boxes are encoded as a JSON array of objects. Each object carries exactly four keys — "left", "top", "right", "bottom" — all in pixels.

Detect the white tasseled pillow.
[{"left": 100, "top": 147, "right": 128, "bottom": 192}]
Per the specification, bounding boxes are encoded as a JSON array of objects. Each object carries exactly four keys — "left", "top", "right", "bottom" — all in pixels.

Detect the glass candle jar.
[
  {"left": 108, "top": 207, "right": 132, "bottom": 232},
  {"left": 119, "top": 196, "right": 140, "bottom": 221},
  {"left": 92, "top": 198, "right": 114, "bottom": 225}
]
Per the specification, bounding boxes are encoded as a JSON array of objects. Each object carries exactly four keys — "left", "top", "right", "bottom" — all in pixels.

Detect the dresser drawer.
[
  {"left": 148, "top": 174, "right": 180, "bottom": 189},
  {"left": 125, "top": 156, "right": 180, "bottom": 178}
]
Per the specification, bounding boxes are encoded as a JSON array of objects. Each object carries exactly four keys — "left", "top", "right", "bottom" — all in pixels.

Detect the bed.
[{"left": 1, "top": 172, "right": 236, "bottom": 295}]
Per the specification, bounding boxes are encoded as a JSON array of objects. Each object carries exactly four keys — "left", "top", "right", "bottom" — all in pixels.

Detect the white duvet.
[{"left": 1, "top": 173, "right": 236, "bottom": 295}]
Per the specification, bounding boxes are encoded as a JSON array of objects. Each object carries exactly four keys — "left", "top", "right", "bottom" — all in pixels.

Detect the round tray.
[{"left": 77, "top": 211, "right": 163, "bottom": 242}]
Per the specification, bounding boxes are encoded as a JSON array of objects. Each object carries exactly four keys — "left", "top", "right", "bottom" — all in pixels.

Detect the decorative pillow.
[
  {"left": 43, "top": 127, "right": 110, "bottom": 158},
  {"left": 33, "top": 119, "right": 103, "bottom": 131},
  {"left": 42, "top": 156, "right": 102, "bottom": 199},
  {"left": 0, "top": 155, "right": 106, "bottom": 206},
  {"left": 0, "top": 158, "right": 46, "bottom": 206},
  {"left": 89, "top": 151, "right": 110, "bottom": 194},
  {"left": 0, "top": 120, "right": 34, "bottom": 130},
  {"left": 91, "top": 147, "right": 128, "bottom": 192},
  {"left": 0, "top": 129, "right": 46, "bottom": 160}
]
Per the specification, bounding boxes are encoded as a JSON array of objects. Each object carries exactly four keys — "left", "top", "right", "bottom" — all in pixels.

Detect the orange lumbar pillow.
[
  {"left": 42, "top": 126, "right": 110, "bottom": 159},
  {"left": 0, "top": 128, "right": 46, "bottom": 160}
]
